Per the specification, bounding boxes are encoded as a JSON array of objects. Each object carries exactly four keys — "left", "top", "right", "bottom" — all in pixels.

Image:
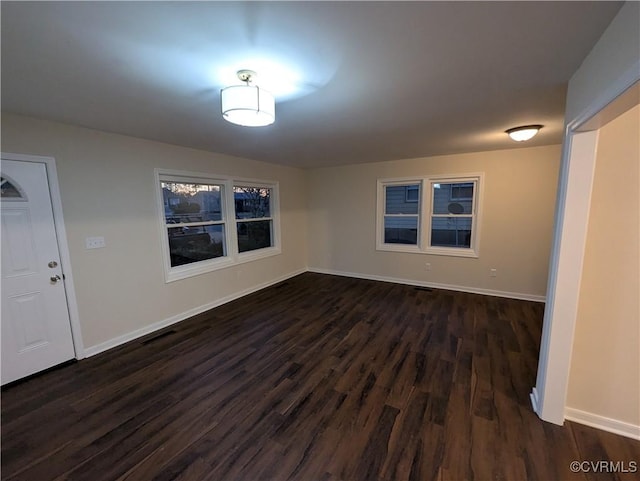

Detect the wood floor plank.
[{"left": 2, "top": 272, "right": 638, "bottom": 481}]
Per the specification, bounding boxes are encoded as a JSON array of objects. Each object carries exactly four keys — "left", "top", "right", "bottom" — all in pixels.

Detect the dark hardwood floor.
[{"left": 2, "top": 273, "right": 639, "bottom": 481}]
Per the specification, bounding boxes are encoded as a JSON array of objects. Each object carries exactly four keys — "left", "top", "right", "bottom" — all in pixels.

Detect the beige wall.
[
  {"left": 1, "top": 113, "right": 308, "bottom": 350},
  {"left": 306, "top": 145, "right": 560, "bottom": 298},
  {"left": 1, "top": 112, "right": 559, "bottom": 354},
  {"left": 567, "top": 104, "right": 640, "bottom": 426}
]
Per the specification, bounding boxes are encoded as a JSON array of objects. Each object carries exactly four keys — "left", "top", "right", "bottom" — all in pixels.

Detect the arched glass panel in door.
[{"left": 0, "top": 176, "right": 27, "bottom": 201}]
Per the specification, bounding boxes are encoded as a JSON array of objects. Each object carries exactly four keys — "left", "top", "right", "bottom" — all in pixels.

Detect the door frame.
[
  {"left": 530, "top": 63, "right": 639, "bottom": 425},
  {"left": 2, "top": 152, "right": 84, "bottom": 359}
]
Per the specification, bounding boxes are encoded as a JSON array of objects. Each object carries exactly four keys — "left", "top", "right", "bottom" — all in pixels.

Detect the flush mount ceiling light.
[
  {"left": 506, "top": 125, "right": 543, "bottom": 142},
  {"left": 221, "top": 70, "right": 275, "bottom": 127}
]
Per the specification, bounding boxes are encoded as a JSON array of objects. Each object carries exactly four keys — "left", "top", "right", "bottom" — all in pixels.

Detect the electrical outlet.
[
  {"left": 490, "top": 268, "right": 497, "bottom": 277},
  {"left": 85, "top": 236, "right": 106, "bottom": 249},
  {"left": 425, "top": 262, "right": 431, "bottom": 271}
]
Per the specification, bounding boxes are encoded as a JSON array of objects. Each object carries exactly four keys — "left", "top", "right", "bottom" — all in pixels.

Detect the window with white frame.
[
  {"left": 156, "top": 171, "right": 280, "bottom": 282},
  {"left": 160, "top": 179, "right": 227, "bottom": 268},
  {"left": 381, "top": 182, "right": 421, "bottom": 247},
  {"left": 377, "top": 174, "right": 482, "bottom": 257},
  {"left": 429, "top": 180, "right": 475, "bottom": 250},
  {"left": 234, "top": 185, "right": 274, "bottom": 253}
]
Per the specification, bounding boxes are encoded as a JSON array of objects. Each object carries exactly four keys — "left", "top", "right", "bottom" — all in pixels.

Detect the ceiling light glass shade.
[
  {"left": 506, "top": 125, "right": 543, "bottom": 142},
  {"left": 221, "top": 85, "right": 275, "bottom": 127}
]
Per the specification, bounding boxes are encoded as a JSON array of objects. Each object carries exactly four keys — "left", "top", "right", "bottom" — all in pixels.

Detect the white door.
[{"left": 1, "top": 159, "right": 75, "bottom": 385}]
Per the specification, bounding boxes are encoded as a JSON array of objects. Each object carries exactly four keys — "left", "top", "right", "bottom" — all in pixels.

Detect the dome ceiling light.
[
  {"left": 221, "top": 70, "right": 275, "bottom": 127},
  {"left": 506, "top": 125, "right": 543, "bottom": 142}
]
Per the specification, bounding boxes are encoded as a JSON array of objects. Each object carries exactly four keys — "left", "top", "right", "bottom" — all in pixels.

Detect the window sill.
[
  {"left": 424, "top": 246, "right": 478, "bottom": 258},
  {"left": 165, "top": 246, "right": 282, "bottom": 283},
  {"left": 376, "top": 244, "right": 479, "bottom": 258},
  {"left": 166, "top": 257, "right": 235, "bottom": 282},
  {"left": 237, "top": 246, "right": 282, "bottom": 264},
  {"left": 376, "top": 243, "right": 422, "bottom": 254},
  {"left": 165, "top": 247, "right": 282, "bottom": 284}
]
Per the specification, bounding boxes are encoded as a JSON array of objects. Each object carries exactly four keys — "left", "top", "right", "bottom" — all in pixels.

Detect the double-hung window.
[
  {"left": 377, "top": 174, "right": 482, "bottom": 257},
  {"left": 156, "top": 170, "right": 280, "bottom": 282},
  {"left": 428, "top": 180, "right": 476, "bottom": 251},
  {"left": 379, "top": 181, "right": 422, "bottom": 251},
  {"left": 234, "top": 185, "right": 274, "bottom": 253},
  {"left": 160, "top": 177, "right": 227, "bottom": 269}
]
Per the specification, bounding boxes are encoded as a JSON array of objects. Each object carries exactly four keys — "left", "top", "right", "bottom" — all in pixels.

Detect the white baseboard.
[
  {"left": 308, "top": 267, "right": 546, "bottom": 303},
  {"left": 530, "top": 387, "right": 541, "bottom": 415},
  {"left": 565, "top": 407, "right": 640, "bottom": 441},
  {"left": 83, "top": 268, "right": 306, "bottom": 357}
]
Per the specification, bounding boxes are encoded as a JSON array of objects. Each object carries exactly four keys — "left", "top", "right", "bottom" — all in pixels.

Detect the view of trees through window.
[
  {"left": 234, "top": 186, "right": 273, "bottom": 253},
  {"left": 161, "top": 181, "right": 225, "bottom": 267},
  {"left": 159, "top": 180, "right": 276, "bottom": 269}
]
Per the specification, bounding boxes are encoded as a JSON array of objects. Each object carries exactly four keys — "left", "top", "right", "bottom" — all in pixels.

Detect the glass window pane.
[
  {"left": 432, "top": 183, "right": 474, "bottom": 214},
  {"left": 384, "top": 216, "right": 418, "bottom": 245},
  {"left": 450, "top": 183, "right": 474, "bottom": 200},
  {"left": 385, "top": 184, "right": 420, "bottom": 214},
  {"left": 430, "top": 217, "right": 472, "bottom": 248},
  {"left": 161, "top": 182, "right": 223, "bottom": 224},
  {"left": 0, "top": 177, "right": 24, "bottom": 199},
  {"left": 168, "top": 224, "right": 225, "bottom": 267},
  {"left": 405, "top": 186, "right": 419, "bottom": 202},
  {"left": 237, "top": 220, "right": 272, "bottom": 253},
  {"left": 234, "top": 186, "right": 271, "bottom": 219}
]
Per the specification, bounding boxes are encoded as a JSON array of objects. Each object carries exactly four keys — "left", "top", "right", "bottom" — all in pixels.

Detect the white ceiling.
[{"left": 1, "top": 1, "right": 623, "bottom": 168}]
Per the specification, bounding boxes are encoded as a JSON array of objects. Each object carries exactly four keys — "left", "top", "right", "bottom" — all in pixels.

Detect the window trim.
[
  {"left": 376, "top": 173, "right": 483, "bottom": 258},
  {"left": 155, "top": 169, "right": 281, "bottom": 282}
]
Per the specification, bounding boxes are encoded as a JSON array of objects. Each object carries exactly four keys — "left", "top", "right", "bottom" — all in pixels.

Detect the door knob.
[
  {"left": 48, "top": 261, "right": 58, "bottom": 268},
  {"left": 50, "top": 275, "right": 62, "bottom": 283}
]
